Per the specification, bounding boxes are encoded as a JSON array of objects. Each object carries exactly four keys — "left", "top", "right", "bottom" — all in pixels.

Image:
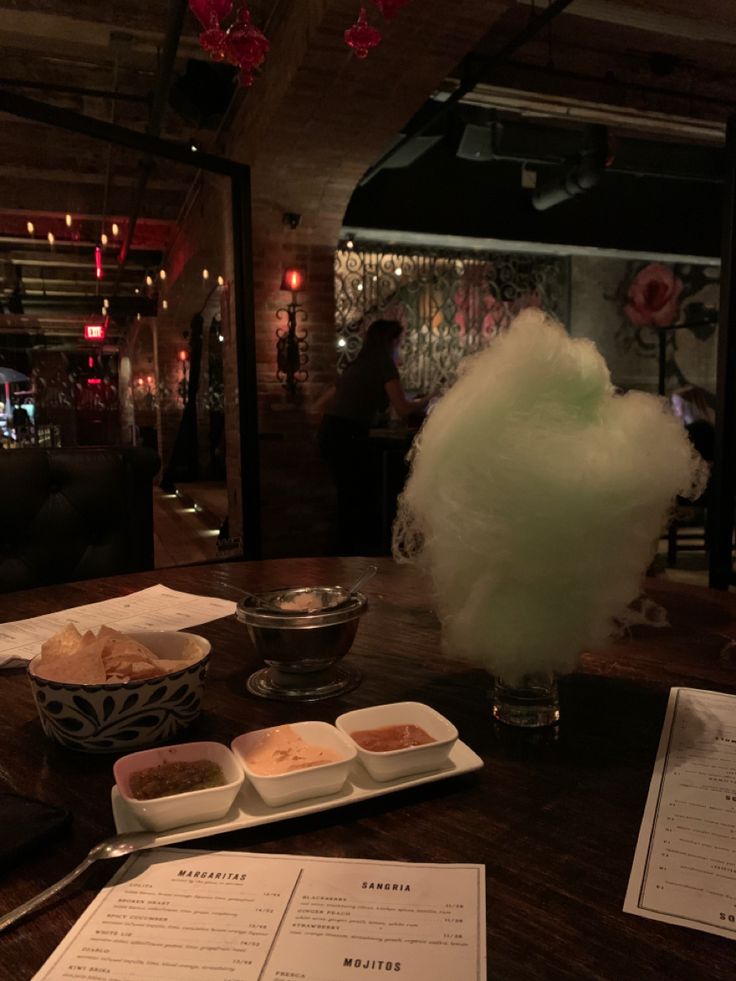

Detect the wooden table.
[{"left": 2, "top": 558, "right": 736, "bottom": 980}]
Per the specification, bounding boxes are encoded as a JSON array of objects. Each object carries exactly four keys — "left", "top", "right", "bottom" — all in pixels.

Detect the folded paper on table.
[{"left": 0, "top": 585, "right": 235, "bottom": 669}]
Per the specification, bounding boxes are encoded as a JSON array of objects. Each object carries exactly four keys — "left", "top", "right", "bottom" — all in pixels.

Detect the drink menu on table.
[
  {"left": 625, "top": 687, "right": 736, "bottom": 939},
  {"left": 33, "top": 848, "right": 486, "bottom": 980}
]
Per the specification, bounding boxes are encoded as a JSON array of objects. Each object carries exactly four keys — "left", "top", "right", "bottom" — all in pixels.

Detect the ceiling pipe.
[
  {"left": 358, "top": 0, "right": 577, "bottom": 187},
  {"left": 0, "top": 78, "right": 149, "bottom": 103},
  {"left": 115, "top": 0, "right": 189, "bottom": 288}
]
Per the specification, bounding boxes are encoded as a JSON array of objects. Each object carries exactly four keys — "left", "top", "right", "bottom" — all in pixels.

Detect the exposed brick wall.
[{"left": 158, "top": 0, "right": 505, "bottom": 555}]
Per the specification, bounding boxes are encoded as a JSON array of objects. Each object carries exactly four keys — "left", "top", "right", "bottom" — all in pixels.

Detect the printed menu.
[
  {"left": 32, "top": 848, "right": 486, "bottom": 980},
  {"left": 625, "top": 687, "right": 736, "bottom": 939}
]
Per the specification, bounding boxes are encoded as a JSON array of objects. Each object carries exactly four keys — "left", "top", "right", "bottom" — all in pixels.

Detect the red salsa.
[
  {"left": 129, "top": 759, "right": 226, "bottom": 800},
  {"left": 350, "top": 724, "right": 436, "bottom": 752}
]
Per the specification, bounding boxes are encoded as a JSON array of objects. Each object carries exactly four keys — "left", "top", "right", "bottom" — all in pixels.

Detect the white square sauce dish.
[
  {"left": 335, "top": 701, "right": 458, "bottom": 781},
  {"left": 231, "top": 721, "right": 356, "bottom": 807},
  {"left": 113, "top": 740, "right": 244, "bottom": 831}
]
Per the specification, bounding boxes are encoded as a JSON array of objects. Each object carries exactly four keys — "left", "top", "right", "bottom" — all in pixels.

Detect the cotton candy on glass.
[{"left": 393, "top": 310, "right": 707, "bottom": 684}]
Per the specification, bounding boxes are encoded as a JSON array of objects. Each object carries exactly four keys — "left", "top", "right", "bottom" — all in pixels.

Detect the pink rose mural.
[{"left": 624, "top": 262, "right": 684, "bottom": 328}]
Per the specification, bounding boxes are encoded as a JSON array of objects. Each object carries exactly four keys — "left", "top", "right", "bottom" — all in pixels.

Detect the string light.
[
  {"left": 100, "top": 233, "right": 108, "bottom": 246},
  {"left": 26, "top": 221, "right": 34, "bottom": 235},
  {"left": 159, "top": 269, "right": 167, "bottom": 281},
  {"left": 395, "top": 266, "right": 403, "bottom": 276},
  {"left": 337, "top": 338, "right": 347, "bottom": 348},
  {"left": 218, "top": 334, "right": 224, "bottom": 343},
  {"left": 111, "top": 222, "right": 119, "bottom": 236},
  {"left": 162, "top": 299, "right": 169, "bottom": 310},
  {"left": 47, "top": 232, "right": 55, "bottom": 246},
  {"left": 65, "top": 214, "right": 72, "bottom": 227},
  {"left": 145, "top": 274, "right": 153, "bottom": 287},
  {"left": 217, "top": 275, "right": 224, "bottom": 287},
  {"left": 346, "top": 239, "right": 354, "bottom": 250},
  {"left": 202, "top": 268, "right": 210, "bottom": 281},
  {"left": 134, "top": 287, "right": 140, "bottom": 295}
]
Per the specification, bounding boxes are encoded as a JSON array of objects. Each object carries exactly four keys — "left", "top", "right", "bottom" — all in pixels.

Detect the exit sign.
[{"left": 84, "top": 323, "right": 105, "bottom": 341}]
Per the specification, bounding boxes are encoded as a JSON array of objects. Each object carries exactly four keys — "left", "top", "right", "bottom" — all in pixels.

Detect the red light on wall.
[
  {"left": 95, "top": 246, "right": 103, "bottom": 280},
  {"left": 280, "top": 267, "right": 305, "bottom": 292},
  {"left": 87, "top": 378, "right": 102, "bottom": 385},
  {"left": 84, "top": 323, "right": 105, "bottom": 341}
]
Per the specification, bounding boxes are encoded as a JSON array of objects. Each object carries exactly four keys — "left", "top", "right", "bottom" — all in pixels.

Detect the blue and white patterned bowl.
[{"left": 27, "top": 631, "right": 211, "bottom": 753}]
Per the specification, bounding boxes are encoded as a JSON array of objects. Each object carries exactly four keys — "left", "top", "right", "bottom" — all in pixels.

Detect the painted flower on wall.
[{"left": 624, "top": 262, "right": 684, "bottom": 327}]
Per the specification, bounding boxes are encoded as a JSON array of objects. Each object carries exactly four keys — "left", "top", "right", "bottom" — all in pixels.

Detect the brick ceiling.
[{"left": 0, "top": 0, "right": 734, "bottom": 327}]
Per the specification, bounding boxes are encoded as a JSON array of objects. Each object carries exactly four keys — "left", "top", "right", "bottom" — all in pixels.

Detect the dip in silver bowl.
[{"left": 237, "top": 587, "right": 367, "bottom": 701}]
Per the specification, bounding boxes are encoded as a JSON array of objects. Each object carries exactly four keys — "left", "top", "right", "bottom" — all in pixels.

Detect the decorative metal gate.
[{"left": 335, "top": 242, "right": 569, "bottom": 393}]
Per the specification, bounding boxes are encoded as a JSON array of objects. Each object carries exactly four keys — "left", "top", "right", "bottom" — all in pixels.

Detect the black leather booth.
[{"left": 0, "top": 447, "right": 160, "bottom": 593}]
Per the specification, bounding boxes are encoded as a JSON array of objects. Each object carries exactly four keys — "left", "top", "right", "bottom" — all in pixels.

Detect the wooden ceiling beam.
[
  {"left": 0, "top": 176, "right": 183, "bottom": 221},
  {"left": 0, "top": 8, "right": 204, "bottom": 68},
  {"left": 6, "top": 253, "right": 148, "bottom": 271},
  {"left": 458, "top": 81, "right": 726, "bottom": 144},
  {"left": 512, "top": 0, "right": 736, "bottom": 43}
]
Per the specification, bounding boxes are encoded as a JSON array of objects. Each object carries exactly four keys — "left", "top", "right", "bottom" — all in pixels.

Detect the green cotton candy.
[{"left": 393, "top": 309, "right": 707, "bottom": 684}]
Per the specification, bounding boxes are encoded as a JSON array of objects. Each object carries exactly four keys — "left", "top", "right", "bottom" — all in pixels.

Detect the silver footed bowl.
[{"left": 237, "top": 586, "right": 368, "bottom": 701}]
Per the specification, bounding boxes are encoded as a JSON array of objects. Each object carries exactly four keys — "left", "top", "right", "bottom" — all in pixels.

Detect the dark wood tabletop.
[{"left": 1, "top": 557, "right": 736, "bottom": 980}]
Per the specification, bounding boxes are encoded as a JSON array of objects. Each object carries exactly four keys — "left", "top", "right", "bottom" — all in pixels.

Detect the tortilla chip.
[
  {"left": 32, "top": 624, "right": 201, "bottom": 686},
  {"left": 34, "top": 641, "right": 107, "bottom": 685},
  {"left": 41, "top": 623, "right": 83, "bottom": 661}
]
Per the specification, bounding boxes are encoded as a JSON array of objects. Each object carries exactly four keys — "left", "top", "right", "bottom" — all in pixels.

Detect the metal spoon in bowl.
[
  {"left": 269, "top": 564, "right": 378, "bottom": 613},
  {"left": 0, "top": 830, "right": 158, "bottom": 933}
]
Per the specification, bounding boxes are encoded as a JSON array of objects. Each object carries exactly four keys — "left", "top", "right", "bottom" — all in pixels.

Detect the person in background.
[
  {"left": 317, "top": 319, "right": 428, "bottom": 555},
  {"left": 671, "top": 385, "right": 715, "bottom": 476}
]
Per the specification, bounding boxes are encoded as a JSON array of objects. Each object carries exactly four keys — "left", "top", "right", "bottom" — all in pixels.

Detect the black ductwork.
[{"left": 532, "top": 125, "right": 609, "bottom": 211}]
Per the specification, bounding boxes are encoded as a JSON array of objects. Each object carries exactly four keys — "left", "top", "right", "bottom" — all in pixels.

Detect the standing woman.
[{"left": 318, "top": 319, "right": 427, "bottom": 555}]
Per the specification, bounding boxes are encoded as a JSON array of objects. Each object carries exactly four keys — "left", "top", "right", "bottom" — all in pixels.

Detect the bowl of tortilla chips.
[{"left": 27, "top": 625, "right": 211, "bottom": 753}]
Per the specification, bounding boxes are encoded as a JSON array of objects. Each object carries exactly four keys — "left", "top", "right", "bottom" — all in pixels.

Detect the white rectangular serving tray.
[{"left": 112, "top": 739, "right": 483, "bottom": 846}]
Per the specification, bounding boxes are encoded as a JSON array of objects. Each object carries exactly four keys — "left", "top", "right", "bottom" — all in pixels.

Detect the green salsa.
[{"left": 129, "top": 759, "right": 226, "bottom": 800}]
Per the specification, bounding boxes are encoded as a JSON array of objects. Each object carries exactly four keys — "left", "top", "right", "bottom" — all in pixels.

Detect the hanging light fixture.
[
  {"left": 145, "top": 274, "right": 154, "bottom": 287},
  {"left": 344, "top": 7, "right": 382, "bottom": 59},
  {"left": 159, "top": 268, "right": 167, "bottom": 281},
  {"left": 100, "top": 232, "right": 108, "bottom": 246},
  {"left": 202, "top": 268, "right": 210, "bottom": 280},
  {"left": 65, "top": 214, "right": 72, "bottom": 228},
  {"left": 225, "top": 3, "right": 270, "bottom": 87},
  {"left": 111, "top": 222, "right": 119, "bottom": 236},
  {"left": 189, "top": 0, "right": 232, "bottom": 60},
  {"left": 47, "top": 232, "right": 55, "bottom": 246},
  {"left": 26, "top": 221, "right": 34, "bottom": 235}
]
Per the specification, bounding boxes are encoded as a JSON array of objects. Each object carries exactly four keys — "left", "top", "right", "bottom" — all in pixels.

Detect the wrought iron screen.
[{"left": 335, "top": 243, "right": 570, "bottom": 393}]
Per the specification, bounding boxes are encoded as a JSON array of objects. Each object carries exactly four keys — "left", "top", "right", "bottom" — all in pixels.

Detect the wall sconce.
[
  {"left": 178, "top": 349, "right": 189, "bottom": 405},
  {"left": 276, "top": 267, "right": 309, "bottom": 395}
]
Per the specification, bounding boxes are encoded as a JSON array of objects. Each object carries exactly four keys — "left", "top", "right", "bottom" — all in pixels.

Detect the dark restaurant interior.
[{"left": 2, "top": 1, "right": 736, "bottom": 979}]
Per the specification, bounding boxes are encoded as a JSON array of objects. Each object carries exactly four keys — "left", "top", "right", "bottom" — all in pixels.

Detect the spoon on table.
[{"left": 0, "top": 830, "right": 158, "bottom": 933}]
